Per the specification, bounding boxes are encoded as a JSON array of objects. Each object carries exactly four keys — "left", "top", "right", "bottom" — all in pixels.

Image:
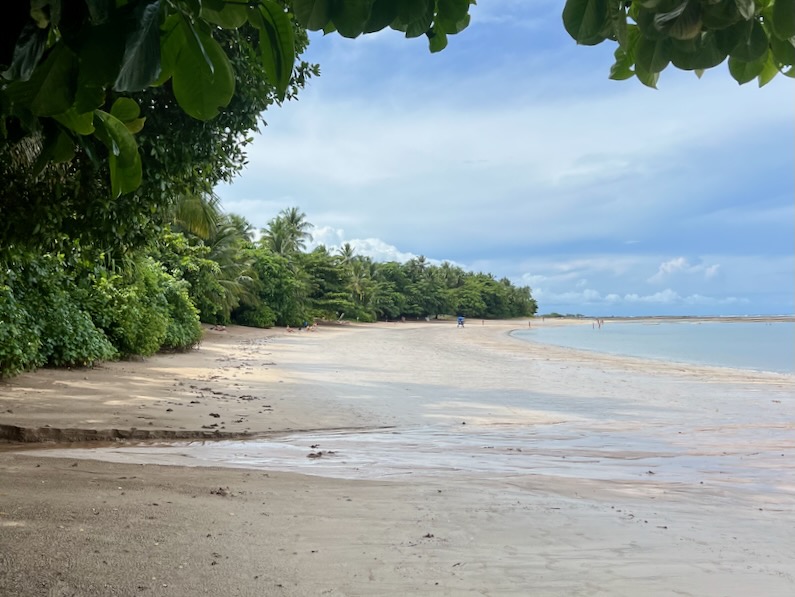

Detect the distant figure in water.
[{"left": 457, "top": 316, "right": 465, "bottom": 328}]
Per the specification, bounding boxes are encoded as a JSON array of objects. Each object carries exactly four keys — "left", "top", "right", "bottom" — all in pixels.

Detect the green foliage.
[
  {"left": 1, "top": 0, "right": 462, "bottom": 204},
  {"left": 83, "top": 259, "right": 171, "bottom": 357},
  {"left": 0, "top": 252, "right": 117, "bottom": 377},
  {"left": 0, "top": 244, "right": 204, "bottom": 377},
  {"left": 291, "top": 0, "right": 472, "bottom": 51},
  {"left": 0, "top": 283, "right": 43, "bottom": 376},
  {"left": 1, "top": 15, "right": 317, "bottom": 255},
  {"left": 153, "top": 222, "right": 254, "bottom": 325},
  {"left": 241, "top": 246, "right": 308, "bottom": 326},
  {"left": 162, "top": 277, "right": 203, "bottom": 350},
  {"left": 233, "top": 303, "right": 278, "bottom": 328},
  {"left": 299, "top": 246, "right": 357, "bottom": 319},
  {"left": 564, "top": 0, "right": 795, "bottom": 87}
]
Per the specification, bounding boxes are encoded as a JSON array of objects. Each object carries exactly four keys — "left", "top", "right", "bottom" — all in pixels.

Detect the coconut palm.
[
  {"left": 171, "top": 192, "right": 222, "bottom": 240},
  {"left": 261, "top": 207, "right": 313, "bottom": 256},
  {"left": 338, "top": 242, "right": 356, "bottom": 265}
]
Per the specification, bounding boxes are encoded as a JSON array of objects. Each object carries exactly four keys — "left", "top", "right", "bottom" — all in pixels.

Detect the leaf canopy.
[{"left": 563, "top": 0, "right": 795, "bottom": 87}]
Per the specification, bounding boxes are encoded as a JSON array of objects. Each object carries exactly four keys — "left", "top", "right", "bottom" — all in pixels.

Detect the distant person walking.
[{"left": 457, "top": 316, "right": 465, "bottom": 328}]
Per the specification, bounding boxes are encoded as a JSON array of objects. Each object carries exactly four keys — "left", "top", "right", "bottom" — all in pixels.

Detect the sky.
[{"left": 217, "top": 1, "right": 794, "bottom": 317}]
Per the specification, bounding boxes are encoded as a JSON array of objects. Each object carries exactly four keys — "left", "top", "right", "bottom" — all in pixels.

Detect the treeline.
[{"left": 0, "top": 205, "right": 536, "bottom": 378}]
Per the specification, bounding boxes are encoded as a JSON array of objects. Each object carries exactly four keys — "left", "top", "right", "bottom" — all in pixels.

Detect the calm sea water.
[{"left": 512, "top": 320, "right": 795, "bottom": 374}]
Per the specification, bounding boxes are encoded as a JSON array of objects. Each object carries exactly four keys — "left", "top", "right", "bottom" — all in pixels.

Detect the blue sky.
[{"left": 217, "top": 1, "right": 794, "bottom": 317}]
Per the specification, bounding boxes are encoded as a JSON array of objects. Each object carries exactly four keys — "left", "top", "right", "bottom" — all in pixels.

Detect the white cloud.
[
  {"left": 309, "top": 227, "right": 425, "bottom": 263},
  {"left": 648, "top": 258, "right": 722, "bottom": 284}
]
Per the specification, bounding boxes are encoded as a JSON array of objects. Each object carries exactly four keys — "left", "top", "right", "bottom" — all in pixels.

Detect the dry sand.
[{"left": 1, "top": 320, "right": 793, "bottom": 596}]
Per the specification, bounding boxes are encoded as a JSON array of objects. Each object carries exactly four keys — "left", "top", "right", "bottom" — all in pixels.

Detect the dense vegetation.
[{"left": 0, "top": 204, "right": 536, "bottom": 378}]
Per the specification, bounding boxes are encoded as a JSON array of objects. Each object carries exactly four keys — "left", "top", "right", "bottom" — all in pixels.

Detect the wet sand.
[{"left": 1, "top": 321, "right": 794, "bottom": 596}]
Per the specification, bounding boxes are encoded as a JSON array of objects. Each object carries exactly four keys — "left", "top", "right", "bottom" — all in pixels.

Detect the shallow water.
[
  {"left": 32, "top": 422, "right": 795, "bottom": 498},
  {"left": 513, "top": 321, "right": 795, "bottom": 374}
]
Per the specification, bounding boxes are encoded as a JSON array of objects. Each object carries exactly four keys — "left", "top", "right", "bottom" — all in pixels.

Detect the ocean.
[{"left": 512, "top": 320, "right": 795, "bottom": 374}]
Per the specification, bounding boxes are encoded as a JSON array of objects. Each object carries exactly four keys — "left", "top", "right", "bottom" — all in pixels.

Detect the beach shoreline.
[{"left": 2, "top": 321, "right": 794, "bottom": 596}]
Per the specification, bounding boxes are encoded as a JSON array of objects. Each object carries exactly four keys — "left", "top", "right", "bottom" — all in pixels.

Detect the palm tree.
[
  {"left": 281, "top": 206, "right": 313, "bottom": 253},
  {"left": 260, "top": 207, "right": 313, "bottom": 256},
  {"left": 338, "top": 242, "right": 356, "bottom": 265},
  {"left": 204, "top": 216, "right": 255, "bottom": 316},
  {"left": 171, "top": 192, "right": 222, "bottom": 240}
]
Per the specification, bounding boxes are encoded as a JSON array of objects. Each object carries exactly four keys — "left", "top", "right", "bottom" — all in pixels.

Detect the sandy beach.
[{"left": 1, "top": 320, "right": 794, "bottom": 596}]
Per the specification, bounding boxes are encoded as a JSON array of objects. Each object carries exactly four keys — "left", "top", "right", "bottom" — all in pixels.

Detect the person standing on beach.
[{"left": 457, "top": 315, "right": 465, "bottom": 328}]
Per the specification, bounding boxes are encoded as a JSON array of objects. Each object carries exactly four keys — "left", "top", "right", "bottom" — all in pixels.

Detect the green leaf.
[
  {"left": 253, "top": 2, "right": 296, "bottom": 100},
  {"left": 729, "top": 52, "right": 766, "bottom": 83},
  {"left": 757, "top": 50, "right": 780, "bottom": 86},
  {"left": 734, "top": 0, "right": 756, "bottom": 20},
  {"left": 95, "top": 110, "right": 142, "bottom": 195},
  {"left": 292, "top": 0, "right": 332, "bottom": 30},
  {"left": 202, "top": 3, "right": 248, "bottom": 28},
  {"left": 701, "top": 0, "right": 741, "bottom": 29},
  {"left": 156, "top": 14, "right": 183, "bottom": 85},
  {"left": 95, "top": 110, "right": 139, "bottom": 167},
  {"left": 670, "top": 32, "right": 727, "bottom": 70},
  {"left": 656, "top": 0, "right": 703, "bottom": 41},
  {"left": 730, "top": 19, "right": 768, "bottom": 62},
  {"left": 770, "top": 34, "right": 795, "bottom": 69},
  {"left": 331, "top": 0, "right": 375, "bottom": 38},
  {"left": 171, "top": 28, "right": 235, "bottom": 120},
  {"left": 182, "top": 17, "right": 216, "bottom": 76},
  {"left": 634, "top": 61, "right": 660, "bottom": 88},
  {"left": 715, "top": 18, "right": 751, "bottom": 54},
  {"left": 772, "top": 0, "right": 795, "bottom": 39},
  {"left": 108, "top": 149, "right": 142, "bottom": 197},
  {"left": 363, "top": 0, "right": 399, "bottom": 33},
  {"left": 608, "top": 0, "right": 629, "bottom": 47},
  {"left": 636, "top": 35, "right": 671, "bottom": 73},
  {"left": 609, "top": 25, "right": 640, "bottom": 79},
  {"left": 110, "top": 97, "right": 140, "bottom": 122},
  {"left": 636, "top": 6, "right": 666, "bottom": 40},
  {"left": 75, "top": 22, "right": 124, "bottom": 111},
  {"left": 114, "top": 0, "right": 162, "bottom": 92},
  {"left": 53, "top": 108, "right": 96, "bottom": 135},
  {"left": 124, "top": 117, "right": 146, "bottom": 134},
  {"left": 563, "top": 0, "right": 609, "bottom": 44},
  {"left": 2, "top": 23, "right": 48, "bottom": 81},
  {"left": 392, "top": 0, "right": 434, "bottom": 38},
  {"left": 52, "top": 130, "right": 75, "bottom": 163},
  {"left": 436, "top": 0, "right": 471, "bottom": 35},
  {"left": 428, "top": 28, "right": 448, "bottom": 53},
  {"left": 610, "top": 47, "right": 635, "bottom": 80},
  {"left": 4, "top": 44, "right": 77, "bottom": 116}
]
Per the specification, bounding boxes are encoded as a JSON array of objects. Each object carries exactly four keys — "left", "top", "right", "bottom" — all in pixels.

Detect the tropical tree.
[
  {"left": 0, "top": 10, "right": 317, "bottom": 252},
  {"left": 261, "top": 206, "right": 312, "bottom": 257},
  {"left": 338, "top": 242, "right": 356, "bottom": 265}
]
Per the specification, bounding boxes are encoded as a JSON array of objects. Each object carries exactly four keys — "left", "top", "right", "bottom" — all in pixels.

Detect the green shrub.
[
  {"left": 233, "top": 303, "right": 277, "bottom": 328},
  {"left": 36, "top": 295, "right": 117, "bottom": 367},
  {"left": 1, "top": 255, "right": 117, "bottom": 372},
  {"left": 84, "top": 259, "right": 170, "bottom": 356},
  {"left": 162, "top": 277, "right": 203, "bottom": 350},
  {"left": 0, "top": 284, "right": 43, "bottom": 377}
]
